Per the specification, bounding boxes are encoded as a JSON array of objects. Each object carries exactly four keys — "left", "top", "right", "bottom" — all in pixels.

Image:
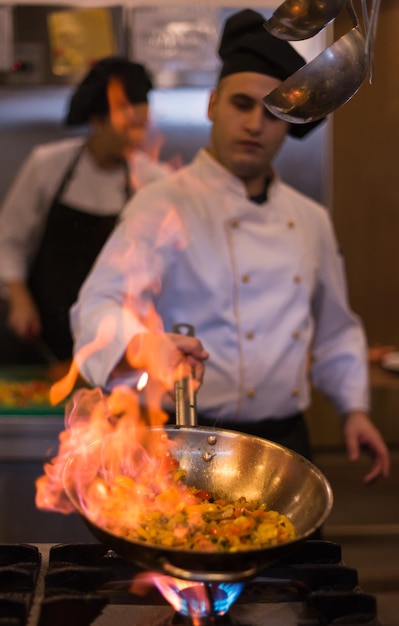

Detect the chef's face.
[
  {"left": 207, "top": 73, "right": 289, "bottom": 193},
  {"left": 106, "top": 101, "right": 149, "bottom": 158},
  {"left": 92, "top": 77, "right": 150, "bottom": 161}
]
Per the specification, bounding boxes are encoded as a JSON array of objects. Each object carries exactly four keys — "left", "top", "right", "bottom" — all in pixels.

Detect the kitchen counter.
[
  {"left": 0, "top": 366, "right": 92, "bottom": 543},
  {"left": 369, "top": 363, "right": 399, "bottom": 389},
  {"left": 0, "top": 415, "right": 64, "bottom": 461}
]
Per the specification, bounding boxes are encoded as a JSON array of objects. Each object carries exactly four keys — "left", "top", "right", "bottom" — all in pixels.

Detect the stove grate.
[
  {"left": 0, "top": 541, "right": 382, "bottom": 626},
  {"left": 0, "top": 544, "right": 40, "bottom": 626}
]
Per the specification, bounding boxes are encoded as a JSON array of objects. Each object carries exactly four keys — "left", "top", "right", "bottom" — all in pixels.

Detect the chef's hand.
[
  {"left": 124, "top": 331, "right": 210, "bottom": 393},
  {"left": 6, "top": 281, "right": 41, "bottom": 339},
  {"left": 343, "top": 411, "right": 390, "bottom": 483}
]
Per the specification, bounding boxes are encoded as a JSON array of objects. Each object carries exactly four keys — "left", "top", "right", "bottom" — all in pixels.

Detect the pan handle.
[
  {"left": 159, "top": 558, "right": 258, "bottom": 582},
  {"left": 172, "top": 323, "right": 197, "bottom": 427}
]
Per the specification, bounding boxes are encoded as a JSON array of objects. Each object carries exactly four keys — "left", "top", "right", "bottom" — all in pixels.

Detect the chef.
[
  {"left": 0, "top": 56, "right": 171, "bottom": 365},
  {"left": 71, "top": 10, "right": 390, "bottom": 482}
]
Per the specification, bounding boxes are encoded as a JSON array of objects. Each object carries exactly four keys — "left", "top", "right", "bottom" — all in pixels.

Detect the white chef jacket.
[
  {"left": 0, "top": 137, "right": 170, "bottom": 286},
  {"left": 71, "top": 148, "right": 369, "bottom": 422}
]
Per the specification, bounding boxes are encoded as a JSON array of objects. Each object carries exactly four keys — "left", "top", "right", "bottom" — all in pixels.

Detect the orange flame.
[
  {"left": 48, "top": 313, "right": 120, "bottom": 406},
  {"left": 35, "top": 382, "right": 170, "bottom": 514}
]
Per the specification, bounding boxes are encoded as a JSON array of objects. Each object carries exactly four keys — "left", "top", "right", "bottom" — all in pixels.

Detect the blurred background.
[{"left": 0, "top": 3, "right": 398, "bottom": 623}]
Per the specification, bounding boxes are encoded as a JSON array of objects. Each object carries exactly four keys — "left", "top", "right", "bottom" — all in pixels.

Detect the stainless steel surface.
[
  {"left": 173, "top": 323, "right": 197, "bottom": 427},
  {"left": 92, "top": 600, "right": 304, "bottom": 625},
  {"left": 174, "top": 375, "right": 196, "bottom": 427},
  {"left": 0, "top": 415, "right": 63, "bottom": 461},
  {"left": 264, "top": 0, "right": 347, "bottom": 40},
  {"left": 263, "top": 1, "right": 369, "bottom": 123},
  {"left": 0, "top": 415, "right": 95, "bottom": 544},
  {"left": 64, "top": 427, "right": 333, "bottom": 581},
  {"left": 0, "top": 84, "right": 329, "bottom": 211},
  {"left": 362, "top": 0, "right": 382, "bottom": 82}
]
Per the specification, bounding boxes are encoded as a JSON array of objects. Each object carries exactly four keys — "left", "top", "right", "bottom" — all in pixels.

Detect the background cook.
[{"left": 0, "top": 55, "right": 171, "bottom": 367}]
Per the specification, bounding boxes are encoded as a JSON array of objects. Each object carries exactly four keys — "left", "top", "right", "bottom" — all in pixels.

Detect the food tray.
[{"left": 0, "top": 365, "right": 66, "bottom": 415}]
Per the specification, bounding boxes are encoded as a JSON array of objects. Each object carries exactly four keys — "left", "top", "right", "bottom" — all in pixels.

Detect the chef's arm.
[
  {"left": 112, "top": 331, "right": 209, "bottom": 393},
  {"left": 4, "top": 280, "right": 41, "bottom": 339},
  {"left": 309, "top": 212, "right": 390, "bottom": 481},
  {"left": 310, "top": 209, "right": 370, "bottom": 414}
]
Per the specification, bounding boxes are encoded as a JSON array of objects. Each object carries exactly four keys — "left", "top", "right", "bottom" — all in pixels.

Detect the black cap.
[
  {"left": 218, "top": 9, "right": 324, "bottom": 139},
  {"left": 65, "top": 56, "right": 153, "bottom": 126}
]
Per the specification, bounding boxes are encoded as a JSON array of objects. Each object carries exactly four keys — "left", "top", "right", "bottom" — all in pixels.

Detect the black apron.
[{"left": 28, "top": 144, "right": 133, "bottom": 360}]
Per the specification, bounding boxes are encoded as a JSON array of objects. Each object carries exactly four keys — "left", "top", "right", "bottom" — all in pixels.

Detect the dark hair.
[{"left": 65, "top": 56, "right": 153, "bottom": 126}]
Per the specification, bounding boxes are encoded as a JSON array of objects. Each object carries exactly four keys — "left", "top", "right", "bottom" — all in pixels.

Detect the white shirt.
[
  {"left": 71, "top": 149, "right": 369, "bottom": 422},
  {"left": 0, "top": 137, "right": 170, "bottom": 285}
]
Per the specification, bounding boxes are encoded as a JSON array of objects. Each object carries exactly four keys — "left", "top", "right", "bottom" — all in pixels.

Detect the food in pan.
[{"left": 86, "top": 459, "right": 296, "bottom": 552}]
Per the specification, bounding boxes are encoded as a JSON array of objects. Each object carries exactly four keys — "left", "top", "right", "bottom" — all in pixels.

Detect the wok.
[{"left": 63, "top": 425, "right": 333, "bottom": 582}]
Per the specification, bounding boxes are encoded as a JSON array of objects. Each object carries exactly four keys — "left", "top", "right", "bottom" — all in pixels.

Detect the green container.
[{"left": 0, "top": 365, "right": 68, "bottom": 415}]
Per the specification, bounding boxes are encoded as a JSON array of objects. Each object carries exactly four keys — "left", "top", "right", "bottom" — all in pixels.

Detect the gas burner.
[
  {"left": 169, "top": 614, "right": 242, "bottom": 625},
  {"left": 148, "top": 576, "right": 244, "bottom": 620}
]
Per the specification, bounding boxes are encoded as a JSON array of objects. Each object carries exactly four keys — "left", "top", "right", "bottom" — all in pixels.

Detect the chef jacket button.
[
  {"left": 242, "top": 274, "right": 250, "bottom": 283},
  {"left": 292, "top": 331, "right": 300, "bottom": 340},
  {"left": 287, "top": 220, "right": 296, "bottom": 228},
  {"left": 291, "top": 388, "right": 299, "bottom": 397},
  {"left": 293, "top": 275, "right": 301, "bottom": 283},
  {"left": 245, "top": 331, "right": 254, "bottom": 340},
  {"left": 231, "top": 219, "right": 240, "bottom": 228},
  {"left": 247, "top": 389, "right": 256, "bottom": 398}
]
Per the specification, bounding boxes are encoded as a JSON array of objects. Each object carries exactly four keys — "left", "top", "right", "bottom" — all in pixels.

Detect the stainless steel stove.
[{"left": 0, "top": 541, "right": 381, "bottom": 626}]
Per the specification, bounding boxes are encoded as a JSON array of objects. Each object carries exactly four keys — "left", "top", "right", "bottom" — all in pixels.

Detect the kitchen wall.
[
  {"left": 332, "top": 0, "right": 399, "bottom": 349},
  {"left": 306, "top": 0, "right": 399, "bottom": 450},
  {"left": 0, "top": 4, "right": 331, "bottom": 206}
]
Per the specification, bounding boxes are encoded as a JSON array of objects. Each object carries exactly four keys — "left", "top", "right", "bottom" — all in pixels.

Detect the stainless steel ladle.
[
  {"left": 361, "top": 0, "right": 381, "bottom": 82},
  {"left": 264, "top": 0, "right": 347, "bottom": 41},
  {"left": 263, "top": 0, "right": 369, "bottom": 124}
]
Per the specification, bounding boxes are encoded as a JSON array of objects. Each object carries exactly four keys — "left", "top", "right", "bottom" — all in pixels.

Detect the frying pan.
[{"left": 63, "top": 425, "right": 333, "bottom": 582}]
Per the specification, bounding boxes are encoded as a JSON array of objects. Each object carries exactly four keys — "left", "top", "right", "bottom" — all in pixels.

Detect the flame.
[
  {"left": 136, "top": 370, "right": 149, "bottom": 391},
  {"left": 35, "top": 382, "right": 170, "bottom": 514},
  {"left": 48, "top": 313, "right": 120, "bottom": 405},
  {"left": 106, "top": 77, "right": 148, "bottom": 159},
  {"left": 40, "top": 209, "right": 193, "bottom": 512},
  {"left": 38, "top": 373, "right": 244, "bottom": 622},
  {"left": 106, "top": 76, "right": 183, "bottom": 176},
  {"left": 131, "top": 572, "right": 244, "bottom": 621}
]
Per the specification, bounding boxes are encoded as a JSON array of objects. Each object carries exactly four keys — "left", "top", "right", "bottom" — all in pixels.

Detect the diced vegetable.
[{"left": 88, "top": 464, "right": 295, "bottom": 552}]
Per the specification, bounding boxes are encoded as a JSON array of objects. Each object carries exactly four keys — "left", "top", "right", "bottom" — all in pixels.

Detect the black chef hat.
[
  {"left": 218, "top": 9, "right": 324, "bottom": 139},
  {"left": 65, "top": 56, "right": 153, "bottom": 126}
]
